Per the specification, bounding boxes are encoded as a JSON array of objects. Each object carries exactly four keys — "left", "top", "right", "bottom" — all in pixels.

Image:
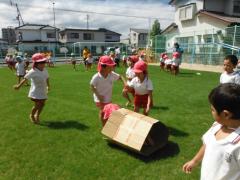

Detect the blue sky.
[{"left": 0, "top": 0, "right": 174, "bottom": 38}]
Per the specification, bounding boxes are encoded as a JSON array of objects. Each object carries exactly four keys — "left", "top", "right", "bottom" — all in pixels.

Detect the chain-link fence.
[{"left": 152, "top": 26, "right": 240, "bottom": 65}]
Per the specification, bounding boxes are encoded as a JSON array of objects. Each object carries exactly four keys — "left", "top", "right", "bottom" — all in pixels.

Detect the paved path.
[{"left": 150, "top": 63, "right": 222, "bottom": 73}]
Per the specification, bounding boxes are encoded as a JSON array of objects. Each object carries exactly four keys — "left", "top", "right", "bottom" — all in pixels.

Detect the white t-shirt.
[
  {"left": 24, "top": 68, "right": 49, "bottom": 99},
  {"left": 86, "top": 57, "right": 93, "bottom": 63},
  {"left": 165, "top": 58, "right": 172, "bottom": 65},
  {"left": 126, "top": 67, "right": 135, "bottom": 85},
  {"left": 129, "top": 77, "right": 153, "bottom": 95},
  {"left": 15, "top": 62, "right": 25, "bottom": 76},
  {"left": 90, "top": 71, "right": 120, "bottom": 103},
  {"left": 201, "top": 122, "right": 240, "bottom": 180},
  {"left": 172, "top": 58, "right": 180, "bottom": 66},
  {"left": 220, "top": 71, "right": 240, "bottom": 84}
]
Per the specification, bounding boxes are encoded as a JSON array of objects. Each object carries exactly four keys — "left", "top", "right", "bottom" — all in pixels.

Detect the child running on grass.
[
  {"left": 90, "top": 55, "right": 125, "bottom": 125},
  {"left": 220, "top": 55, "right": 240, "bottom": 84},
  {"left": 15, "top": 56, "right": 26, "bottom": 84},
  {"left": 127, "top": 60, "right": 153, "bottom": 116},
  {"left": 86, "top": 53, "right": 93, "bottom": 71},
  {"left": 122, "top": 55, "right": 138, "bottom": 106},
  {"left": 183, "top": 83, "right": 240, "bottom": 180},
  {"left": 14, "top": 53, "right": 50, "bottom": 124},
  {"left": 70, "top": 53, "right": 77, "bottom": 71}
]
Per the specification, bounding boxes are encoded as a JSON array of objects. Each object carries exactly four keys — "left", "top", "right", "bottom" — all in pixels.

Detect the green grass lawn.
[{"left": 0, "top": 64, "right": 220, "bottom": 180}]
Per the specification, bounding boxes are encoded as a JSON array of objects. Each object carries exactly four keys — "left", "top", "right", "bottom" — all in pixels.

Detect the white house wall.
[{"left": 16, "top": 29, "right": 41, "bottom": 41}]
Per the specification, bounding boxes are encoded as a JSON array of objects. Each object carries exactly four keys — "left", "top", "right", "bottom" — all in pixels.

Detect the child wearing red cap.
[
  {"left": 127, "top": 61, "right": 153, "bottom": 115},
  {"left": 122, "top": 55, "right": 138, "bottom": 106},
  {"left": 160, "top": 53, "right": 168, "bottom": 70},
  {"left": 90, "top": 55, "right": 125, "bottom": 124},
  {"left": 14, "top": 53, "right": 50, "bottom": 124},
  {"left": 171, "top": 51, "right": 181, "bottom": 75}
]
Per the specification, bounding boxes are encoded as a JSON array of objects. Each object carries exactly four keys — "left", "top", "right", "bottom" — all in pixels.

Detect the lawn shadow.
[
  {"left": 40, "top": 120, "right": 89, "bottom": 131},
  {"left": 107, "top": 141, "right": 179, "bottom": 163},
  {"left": 168, "top": 126, "right": 189, "bottom": 137},
  {"left": 178, "top": 72, "right": 195, "bottom": 77},
  {"left": 152, "top": 106, "right": 169, "bottom": 111}
]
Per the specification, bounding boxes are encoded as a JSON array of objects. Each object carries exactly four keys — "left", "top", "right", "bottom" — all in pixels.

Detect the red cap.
[
  {"left": 99, "top": 55, "right": 115, "bottom": 66},
  {"left": 97, "top": 55, "right": 116, "bottom": 72},
  {"left": 102, "top": 103, "right": 120, "bottom": 120},
  {"left": 173, "top": 52, "right": 180, "bottom": 58},
  {"left": 133, "top": 60, "right": 147, "bottom": 73},
  {"left": 128, "top": 55, "right": 139, "bottom": 63},
  {"left": 32, "top": 53, "right": 47, "bottom": 62}
]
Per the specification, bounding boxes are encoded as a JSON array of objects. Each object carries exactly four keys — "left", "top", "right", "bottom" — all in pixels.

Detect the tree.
[{"left": 150, "top": 20, "right": 161, "bottom": 39}]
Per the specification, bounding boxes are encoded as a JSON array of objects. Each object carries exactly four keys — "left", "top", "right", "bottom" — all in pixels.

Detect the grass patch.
[{"left": 0, "top": 64, "right": 220, "bottom": 179}]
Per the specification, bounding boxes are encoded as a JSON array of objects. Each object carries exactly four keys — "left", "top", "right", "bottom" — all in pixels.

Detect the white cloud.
[{"left": 0, "top": 0, "right": 174, "bottom": 38}]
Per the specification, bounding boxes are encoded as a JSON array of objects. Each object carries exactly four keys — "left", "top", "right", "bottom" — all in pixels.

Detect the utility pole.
[
  {"left": 52, "top": 1, "right": 57, "bottom": 62},
  {"left": 86, "top": 14, "right": 89, "bottom": 29}
]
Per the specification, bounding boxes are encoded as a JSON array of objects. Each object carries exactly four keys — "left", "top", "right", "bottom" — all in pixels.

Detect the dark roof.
[
  {"left": 59, "top": 28, "right": 121, "bottom": 35},
  {"left": 130, "top": 28, "right": 149, "bottom": 34},
  {"left": 15, "top": 23, "right": 59, "bottom": 30},
  {"left": 161, "top": 23, "right": 178, "bottom": 34},
  {"left": 197, "top": 10, "right": 240, "bottom": 23}
]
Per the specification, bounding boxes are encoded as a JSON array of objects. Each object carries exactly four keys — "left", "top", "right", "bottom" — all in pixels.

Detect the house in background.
[
  {"left": 129, "top": 28, "right": 149, "bottom": 48},
  {"left": 2, "top": 27, "right": 16, "bottom": 45},
  {"left": 162, "top": 0, "right": 240, "bottom": 51},
  {"left": 59, "top": 28, "right": 121, "bottom": 43},
  {"left": 15, "top": 24, "right": 59, "bottom": 52},
  {"left": 59, "top": 28, "right": 121, "bottom": 55}
]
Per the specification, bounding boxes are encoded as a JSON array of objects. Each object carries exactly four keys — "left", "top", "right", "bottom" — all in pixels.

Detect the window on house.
[
  {"left": 138, "top": 34, "right": 145, "bottom": 41},
  {"left": 105, "top": 35, "right": 112, "bottom": 40},
  {"left": 233, "top": 0, "right": 240, "bottom": 14},
  {"left": 179, "top": 4, "right": 195, "bottom": 21},
  {"left": 47, "top": 32, "right": 56, "bottom": 38},
  {"left": 70, "top": 33, "right": 79, "bottom": 39},
  {"left": 83, "top": 33, "right": 93, "bottom": 40}
]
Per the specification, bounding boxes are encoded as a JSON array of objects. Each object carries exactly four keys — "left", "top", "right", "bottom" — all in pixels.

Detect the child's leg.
[
  {"left": 134, "top": 106, "right": 140, "bottom": 112},
  {"left": 143, "top": 108, "right": 148, "bottom": 116},
  {"left": 34, "top": 100, "right": 46, "bottom": 122}
]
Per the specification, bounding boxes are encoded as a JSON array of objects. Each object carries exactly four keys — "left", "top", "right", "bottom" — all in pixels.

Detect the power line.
[{"left": 15, "top": 3, "right": 173, "bottom": 21}]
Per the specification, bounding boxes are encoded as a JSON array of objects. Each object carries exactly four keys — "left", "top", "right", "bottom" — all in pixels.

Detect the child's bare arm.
[
  {"left": 182, "top": 144, "right": 206, "bottom": 174},
  {"left": 13, "top": 78, "right": 28, "bottom": 90},
  {"left": 119, "top": 75, "right": 127, "bottom": 86},
  {"left": 47, "top": 78, "right": 50, "bottom": 91},
  {"left": 90, "top": 84, "right": 104, "bottom": 102},
  {"left": 146, "top": 90, "right": 153, "bottom": 113}
]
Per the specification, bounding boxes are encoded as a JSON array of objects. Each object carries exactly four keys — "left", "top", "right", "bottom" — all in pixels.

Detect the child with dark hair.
[
  {"left": 183, "top": 83, "right": 240, "bottom": 180},
  {"left": 220, "top": 55, "right": 240, "bottom": 84},
  {"left": 122, "top": 55, "right": 138, "bottom": 106}
]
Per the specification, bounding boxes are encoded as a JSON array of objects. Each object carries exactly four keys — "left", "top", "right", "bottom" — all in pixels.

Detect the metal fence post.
[{"left": 232, "top": 25, "right": 237, "bottom": 54}]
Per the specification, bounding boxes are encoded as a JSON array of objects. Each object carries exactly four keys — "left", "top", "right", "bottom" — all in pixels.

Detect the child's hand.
[
  {"left": 47, "top": 86, "right": 50, "bottom": 93},
  {"left": 13, "top": 85, "right": 20, "bottom": 90},
  {"left": 182, "top": 160, "right": 198, "bottom": 174}
]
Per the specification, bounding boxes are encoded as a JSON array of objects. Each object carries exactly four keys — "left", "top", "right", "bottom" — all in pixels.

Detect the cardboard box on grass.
[{"left": 101, "top": 108, "right": 169, "bottom": 156}]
